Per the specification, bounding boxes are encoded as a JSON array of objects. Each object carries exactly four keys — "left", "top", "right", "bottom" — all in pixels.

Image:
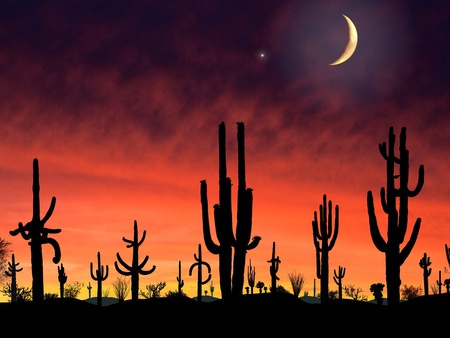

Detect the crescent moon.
[{"left": 329, "top": 14, "right": 358, "bottom": 66}]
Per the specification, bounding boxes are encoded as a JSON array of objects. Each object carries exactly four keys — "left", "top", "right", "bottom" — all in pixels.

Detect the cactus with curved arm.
[
  {"left": 189, "top": 244, "right": 211, "bottom": 302},
  {"left": 367, "top": 126, "right": 424, "bottom": 306},
  {"left": 9, "top": 158, "right": 61, "bottom": 302},
  {"left": 201, "top": 122, "right": 261, "bottom": 299},
  {"left": 267, "top": 241, "right": 281, "bottom": 293},
  {"left": 312, "top": 194, "right": 339, "bottom": 304},
  {"left": 5, "top": 254, "right": 23, "bottom": 303},
  {"left": 90, "top": 251, "right": 109, "bottom": 306},
  {"left": 333, "top": 265, "right": 346, "bottom": 300},
  {"left": 419, "top": 252, "right": 432, "bottom": 296},
  {"left": 57, "top": 263, "right": 67, "bottom": 298},
  {"left": 115, "top": 220, "right": 156, "bottom": 301}
]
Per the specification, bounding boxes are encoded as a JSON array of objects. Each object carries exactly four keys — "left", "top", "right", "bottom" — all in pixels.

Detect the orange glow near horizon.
[{"left": 0, "top": 1, "right": 449, "bottom": 302}]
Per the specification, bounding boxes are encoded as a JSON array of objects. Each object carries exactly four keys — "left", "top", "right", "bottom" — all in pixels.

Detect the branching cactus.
[
  {"left": 437, "top": 270, "right": 443, "bottom": 295},
  {"left": 267, "top": 241, "right": 281, "bottom": 294},
  {"left": 419, "top": 252, "right": 432, "bottom": 296},
  {"left": 9, "top": 158, "right": 62, "bottom": 302},
  {"left": 333, "top": 265, "right": 346, "bottom": 300},
  {"left": 176, "top": 260, "right": 184, "bottom": 295},
  {"left": 57, "top": 263, "right": 67, "bottom": 299},
  {"left": 189, "top": 244, "right": 211, "bottom": 302},
  {"left": 247, "top": 259, "right": 255, "bottom": 294},
  {"left": 115, "top": 220, "right": 156, "bottom": 301},
  {"left": 5, "top": 254, "right": 23, "bottom": 303},
  {"left": 367, "top": 126, "right": 424, "bottom": 306},
  {"left": 445, "top": 244, "right": 450, "bottom": 265},
  {"left": 312, "top": 194, "right": 339, "bottom": 304},
  {"left": 87, "top": 282, "right": 92, "bottom": 298},
  {"left": 201, "top": 121, "right": 261, "bottom": 299},
  {"left": 90, "top": 251, "right": 109, "bottom": 306}
]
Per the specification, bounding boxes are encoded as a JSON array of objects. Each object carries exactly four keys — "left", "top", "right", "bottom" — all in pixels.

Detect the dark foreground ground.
[{"left": 1, "top": 292, "right": 448, "bottom": 334}]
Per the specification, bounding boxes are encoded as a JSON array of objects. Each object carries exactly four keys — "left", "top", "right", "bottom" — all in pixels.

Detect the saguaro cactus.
[
  {"left": 312, "top": 194, "right": 339, "bottom": 304},
  {"left": 419, "top": 252, "right": 432, "bottom": 296},
  {"left": 57, "top": 263, "right": 67, "bottom": 298},
  {"left": 247, "top": 259, "right": 256, "bottom": 294},
  {"left": 189, "top": 244, "right": 212, "bottom": 302},
  {"left": 445, "top": 244, "right": 450, "bottom": 265},
  {"left": 367, "top": 126, "right": 424, "bottom": 306},
  {"left": 9, "top": 158, "right": 61, "bottom": 302},
  {"left": 267, "top": 241, "right": 281, "bottom": 294},
  {"left": 176, "top": 260, "right": 184, "bottom": 295},
  {"left": 90, "top": 251, "right": 109, "bottom": 306},
  {"left": 200, "top": 121, "right": 261, "bottom": 299},
  {"left": 333, "top": 265, "right": 346, "bottom": 300},
  {"left": 5, "top": 254, "right": 23, "bottom": 303},
  {"left": 115, "top": 220, "right": 156, "bottom": 301},
  {"left": 437, "top": 270, "right": 443, "bottom": 294}
]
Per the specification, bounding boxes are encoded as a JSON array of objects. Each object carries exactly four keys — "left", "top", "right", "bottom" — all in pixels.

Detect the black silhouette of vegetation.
[
  {"left": 419, "top": 252, "right": 432, "bottom": 296},
  {"left": 312, "top": 194, "right": 339, "bottom": 304},
  {"left": 9, "top": 158, "right": 62, "bottom": 302},
  {"left": 90, "top": 251, "right": 108, "bottom": 306},
  {"left": 57, "top": 263, "right": 67, "bottom": 299},
  {"left": 267, "top": 241, "right": 281, "bottom": 294},
  {"left": 114, "top": 220, "right": 156, "bottom": 301},
  {"left": 189, "top": 244, "right": 211, "bottom": 302},
  {"left": 367, "top": 126, "right": 425, "bottom": 307},
  {"left": 333, "top": 265, "right": 346, "bottom": 300},
  {"left": 247, "top": 259, "right": 255, "bottom": 294},
  {"left": 176, "top": 260, "right": 184, "bottom": 296},
  {"left": 5, "top": 253, "right": 22, "bottom": 303},
  {"left": 201, "top": 121, "right": 261, "bottom": 300}
]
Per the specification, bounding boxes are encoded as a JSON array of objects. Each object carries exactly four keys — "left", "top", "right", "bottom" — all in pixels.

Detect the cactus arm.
[
  {"left": 41, "top": 197, "right": 56, "bottom": 225},
  {"left": 9, "top": 222, "right": 31, "bottom": 239},
  {"left": 367, "top": 191, "right": 387, "bottom": 252},
  {"left": 399, "top": 218, "right": 421, "bottom": 265},
  {"left": 409, "top": 165, "right": 425, "bottom": 197},
  {"left": 42, "top": 237, "right": 61, "bottom": 263},
  {"left": 246, "top": 236, "right": 262, "bottom": 250},
  {"left": 200, "top": 180, "right": 220, "bottom": 255},
  {"left": 138, "top": 256, "right": 156, "bottom": 275},
  {"left": 137, "top": 230, "right": 147, "bottom": 246},
  {"left": 115, "top": 252, "right": 132, "bottom": 272},
  {"left": 328, "top": 205, "right": 339, "bottom": 249},
  {"left": 445, "top": 244, "right": 450, "bottom": 265}
]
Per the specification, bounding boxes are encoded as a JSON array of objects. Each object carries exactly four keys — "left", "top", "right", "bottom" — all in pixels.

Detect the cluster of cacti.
[
  {"left": 367, "top": 126, "right": 425, "bottom": 306},
  {"left": 9, "top": 158, "right": 62, "bottom": 302},
  {"left": 267, "top": 241, "right": 281, "bottom": 294},
  {"left": 90, "top": 251, "right": 109, "bottom": 306},
  {"left": 333, "top": 265, "right": 346, "bottom": 300},
  {"left": 57, "top": 263, "right": 67, "bottom": 298},
  {"left": 189, "top": 244, "right": 211, "bottom": 302},
  {"left": 312, "top": 194, "right": 339, "bottom": 304},
  {"left": 201, "top": 121, "right": 261, "bottom": 299},
  {"left": 419, "top": 252, "right": 432, "bottom": 296},
  {"left": 5, "top": 254, "right": 23, "bottom": 303},
  {"left": 114, "top": 220, "right": 156, "bottom": 301},
  {"left": 247, "top": 259, "right": 255, "bottom": 294}
]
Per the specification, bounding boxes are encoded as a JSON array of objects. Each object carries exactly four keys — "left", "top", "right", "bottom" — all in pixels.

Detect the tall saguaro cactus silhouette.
[
  {"left": 419, "top": 252, "right": 432, "bottom": 296},
  {"left": 267, "top": 241, "right": 281, "bottom": 293},
  {"left": 90, "top": 251, "right": 109, "bottom": 306},
  {"left": 189, "top": 244, "right": 211, "bottom": 302},
  {"left": 57, "top": 263, "right": 67, "bottom": 298},
  {"left": 367, "top": 126, "right": 424, "bottom": 306},
  {"left": 5, "top": 254, "right": 23, "bottom": 303},
  {"left": 312, "top": 194, "right": 339, "bottom": 304},
  {"left": 247, "top": 259, "right": 255, "bottom": 294},
  {"left": 115, "top": 220, "right": 156, "bottom": 301},
  {"left": 200, "top": 121, "right": 261, "bottom": 299},
  {"left": 333, "top": 265, "right": 346, "bottom": 300},
  {"left": 176, "top": 260, "right": 184, "bottom": 295},
  {"left": 9, "top": 158, "right": 61, "bottom": 302}
]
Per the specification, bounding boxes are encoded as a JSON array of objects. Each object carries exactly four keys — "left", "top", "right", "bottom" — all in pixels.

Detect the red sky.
[{"left": 1, "top": 0, "right": 449, "bottom": 301}]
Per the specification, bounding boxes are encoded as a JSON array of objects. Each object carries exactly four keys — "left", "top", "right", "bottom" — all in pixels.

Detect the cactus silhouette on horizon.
[
  {"left": 90, "top": 251, "right": 109, "bottom": 306},
  {"left": 189, "top": 244, "right": 211, "bottom": 302},
  {"left": 176, "top": 260, "right": 184, "bottom": 296},
  {"left": 5, "top": 254, "right": 23, "bottom": 303},
  {"left": 247, "top": 259, "right": 255, "bottom": 294},
  {"left": 419, "top": 252, "right": 432, "bottom": 296},
  {"left": 115, "top": 220, "right": 156, "bottom": 301},
  {"left": 367, "top": 126, "right": 424, "bottom": 306},
  {"left": 267, "top": 241, "right": 281, "bottom": 294},
  {"left": 201, "top": 121, "right": 261, "bottom": 299},
  {"left": 436, "top": 270, "right": 442, "bottom": 294},
  {"left": 333, "top": 265, "right": 346, "bottom": 300},
  {"left": 9, "top": 158, "right": 62, "bottom": 302},
  {"left": 57, "top": 263, "right": 67, "bottom": 298},
  {"left": 312, "top": 194, "right": 339, "bottom": 304}
]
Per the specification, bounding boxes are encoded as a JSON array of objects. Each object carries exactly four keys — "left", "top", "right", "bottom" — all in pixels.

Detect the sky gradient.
[{"left": 1, "top": 0, "right": 449, "bottom": 301}]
